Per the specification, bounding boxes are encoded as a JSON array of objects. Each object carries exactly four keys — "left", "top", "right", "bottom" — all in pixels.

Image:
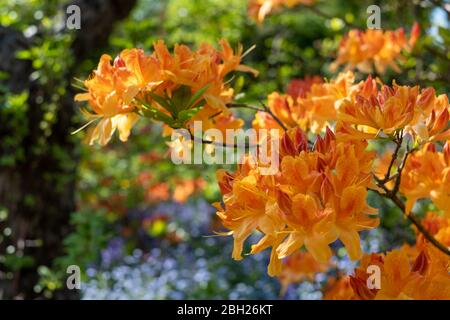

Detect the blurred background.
[{"left": 0, "top": 0, "right": 449, "bottom": 299}]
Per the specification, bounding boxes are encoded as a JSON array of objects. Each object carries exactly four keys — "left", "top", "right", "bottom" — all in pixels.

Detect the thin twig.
[
  {"left": 258, "top": 100, "right": 288, "bottom": 132},
  {"left": 227, "top": 103, "right": 263, "bottom": 112},
  {"left": 189, "top": 131, "right": 258, "bottom": 149},
  {"left": 382, "top": 132, "right": 403, "bottom": 183},
  {"left": 369, "top": 188, "right": 450, "bottom": 257},
  {"left": 227, "top": 101, "right": 289, "bottom": 132},
  {"left": 370, "top": 134, "right": 450, "bottom": 257}
]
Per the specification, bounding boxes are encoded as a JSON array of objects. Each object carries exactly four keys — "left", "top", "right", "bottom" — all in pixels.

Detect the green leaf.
[
  {"left": 146, "top": 93, "right": 177, "bottom": 117},
  {"left": 172, "top": 85, "right": 192, "bottom": 112},
  {"left": 178, "top": 106, "right": 204, "bottom": 124},
  {"left": 187, "top": 84, "right": 210, "bottom": 108},
  {"left": 141, "top": 107, "right": 174, "bottom": 125}
]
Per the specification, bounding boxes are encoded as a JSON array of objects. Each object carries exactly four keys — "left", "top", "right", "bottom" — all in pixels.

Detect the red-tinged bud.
[
  {"left": 426, "top": 110, "right": 436, "bottom": 130},
  {"left": 217, "top": 171, "right": 234, "bottom": 194},
  {"left": 380, "top": 85, "right": 390, "bottom": 98},
  {"left": 356, "top": 94, "right": 366, "bottom": 106},
  {"left": 324, "top": 127, "right": 336, "bottom": 146},
  {"left": 425, "top": 143, "right": 436, "bottom": 153},
  {"left": 443, "top": 142, "right": 450, "bottom": 165},
  {"left": 114, "top": 55, "right": 126, "bottom": 68},
  {"left": 409, "top": 22, "right": 420, "bottom": 47},
  {"left": 431, "top": 109, "right": 449, "bottom": 134},
  {"left": 293, "top": 127, "right": 308, "bottom": 152},
  {"left": 213, "top": 52, "right": 221, "bottom": 65},
  {"left": 349, "top": 276, "right": 376, "bottom": 300},
  {"left": 277, "top": 190, "right": 292, "bottom": 216},
  {"left": 360, "top": 75, "right": 376, "bottom": 97},
  {"left": 411, "top": 250, "right": 429, "bottom": 275},
  {"left": 316, "top": 157, "right": 327, "bottom": 172},
  {"left": 369, "top": 94, "right": 379, "bottom": 108},
  {"left": 418, "top": 87, "right": 435, "bottom": 110},
  {"left": 281, "top": 132, "right": 296, "bottom": 157}
]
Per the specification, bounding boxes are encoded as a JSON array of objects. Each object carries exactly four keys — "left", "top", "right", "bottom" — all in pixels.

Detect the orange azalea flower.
[
  {"left": 76, "top": 40, "right": 258, "bottom": 145},
  {"left": 419, "top": 212, "right": 450, "bottom": 248},
  {"left": 254, "top": 71, "right": 359, "bottom": 134},
  {"left": 298, "top": 71, "right": 359, "bottom": 133},
  {"left": 248, "top": 0, "right": 315, "bottom": 23},
  {"left": 411, "top": 212, "right": 450, "bottom": 273},
  {"left": 216, "top": 127, "right": 378, "bottom": 276},
  {"left": 190, "top": 105, "right": 245, "bottom": 136},
  {"left": 215, "top": 158, "right": 286, "bottom": 276},
  {"left": 331, "top": 23, "right": 420, "bottom": 74},
  {"left": 151, "top": 39, "right": 258, "bottom": 113},
  {"left": 407, "top": 89, "right": 450, "bottom": 143},
  {"left": 337, "top": 79, "right": 439, "bottom": 140},
  {"left": 348, "top": 246, "right": 450, "bottom": 300},
  {"left": 74, "top": 51, "right": 151, "bottom": 145},
  {"left": 276, "top": 128, "right": 378, "bottom": 262},
  {"left": 278, "top": 251, "right": 329, "bottom": 295},
  {"left": 400, "top": 142, "right": 450, "bottom": 216},
  {"left": 253, "top": 92, "right": 301, "bottom": 132}
]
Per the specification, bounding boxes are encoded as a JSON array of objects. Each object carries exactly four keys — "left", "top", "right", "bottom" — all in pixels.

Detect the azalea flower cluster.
[
  {"left": 331, "top": 24, "right": 420, "bottom": 74},
  {"left": 214, "top": 69, "right": 450, "bottom": 286},
  {"left": 75, "top": 32, "right": 450, "bottom": 299},
  {"left": 253, "top": 72, "right": 361, "bottom": 134},
  {"left": 75, "top": 39, "right": 257, "bottom": 145},
  {"left": 336, "top": 76, "right": 450, "bottom": 143},
  {"left": 324, "top": 212, "right": 450, "bottom": 300},
  {"left": 215, "top": 127, "right": 379, "bottom": 276},
  {"left": 401, "top": 143, "right": 450, "bottom": 215}
]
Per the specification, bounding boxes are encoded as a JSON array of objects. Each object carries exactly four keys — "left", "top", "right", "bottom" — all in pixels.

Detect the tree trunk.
[{"left": 0, "top": 0, "right": 137, "bottom": 299}]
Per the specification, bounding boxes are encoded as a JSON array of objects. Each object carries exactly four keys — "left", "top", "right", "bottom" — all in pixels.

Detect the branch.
[
  {"left": 227, "top": 103, "right": 263, "bottom": 112},
  {"left": 369, "top": 188, "right": 450, "bottom": 257},
  {"left": 227, "top": 101, "right": 289, "bottom": 132},
  {"left": 188, "top": 131, "right": 258, "bottom": 149},
  {"left": 258, "top": 100, "right": 288, "bottom": 132},
  {"left": 381, "top": 132, "right": 403, "bottom": 184},
  {"left": 370, "top": 134, "right": 450, "bottom": 257}
]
